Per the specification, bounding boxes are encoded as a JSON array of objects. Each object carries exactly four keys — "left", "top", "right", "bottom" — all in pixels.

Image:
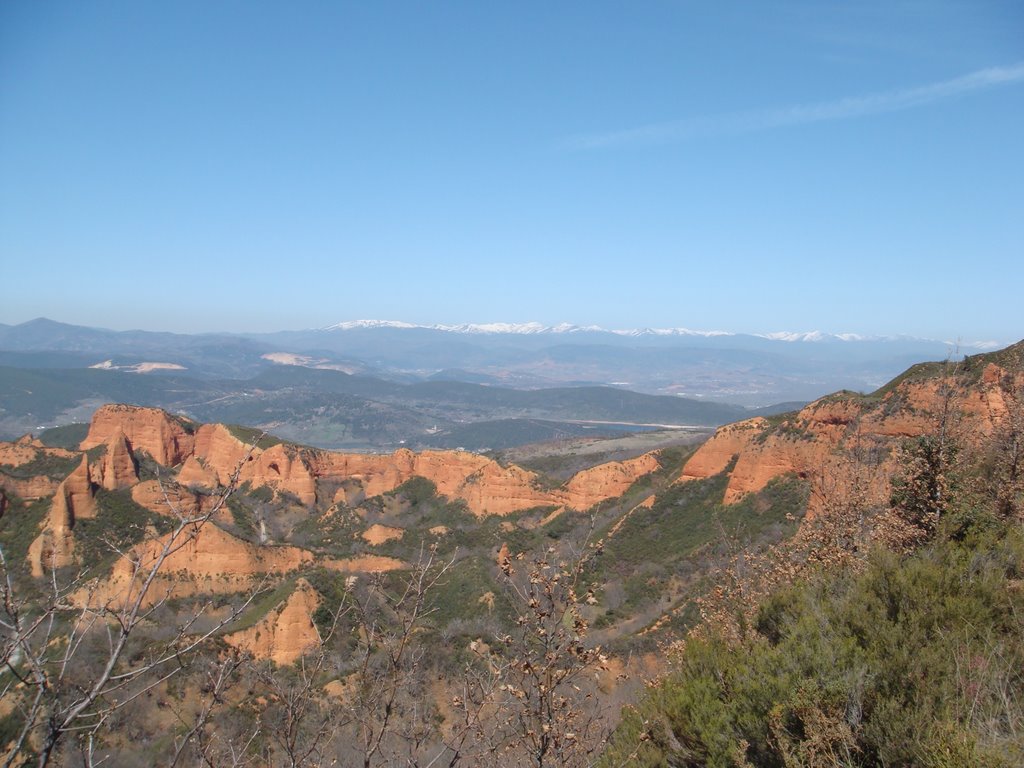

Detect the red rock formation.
[
  {"left": 27, "top": 525, "right": 75, "bottom": 578},
  {"left": 0, "top": 440, "right": 71, "bottom": 468},
  {"left": 679, "top": 418, "right": 769, "bottom": 482},
  {"left": 78, "top": 523, "right": 315, "bottom": 608},
  {"left": 94, "top": 429, "right": 138, "bottom": 490},
  {"left": 561, "top": 452, "right": 660, "bottom": 510},
  {"left": 362, "top": 524, "right": 404, "bottom": 545},
  {"left": 225, "top": 578, "right": 322, "bottom": 664},
  {"left": 320, "top": 555, "right": 405, "bottom": 573},
  {"left": 77, "top": 405, "right": 675, "bottom": 518},
  {"left": 130, "top": 479, "right": 222, "bottom": 519},
  {"left": 451, "top": 458, "right": 554, "bottom": 516},
  {"left": 82, "top": 404, "right": 196, "bottom": 466},
  {"left": 680, "top": 361, "right": 1024, "bottom": 513},
  {"left": 722, "top": 438, "right": 826, "bottom": 505},
  {"left": 150, "top": 523, "right": 311, "bottom": 577},
  {"left": 0, "top": 440, "right": 77, "bottom": 500},
  {"left": 242, "top": 444, "right": 318, "bottom": 506},
  {"left": 61, "top": 455, "right": 96, "bottom": 519},
  {"left": 0, "top": 474, "right": 61, "bottom": 501},
  {"left": 191, "top": 424, "right": 251, "bottom": 484},
  {"left": 177, "top": 457, "right": 219, "bottom": 491},
  {"left": 27, "top": 456, "right": 95, "bottom": 576},
  {"left": 191, "top": 426, "right": 317, "bottom": 504},
  {"left": 314, "top": 448, "right": 553, "bottom": 516}
]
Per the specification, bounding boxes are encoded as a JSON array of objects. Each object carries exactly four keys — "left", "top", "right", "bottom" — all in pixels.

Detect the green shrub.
[
  {"left": 75, "top": 489, "right": 174, "bottom": 568},
  {"left": 601, "top": 516, "right": 1024, "bottom": 767}
]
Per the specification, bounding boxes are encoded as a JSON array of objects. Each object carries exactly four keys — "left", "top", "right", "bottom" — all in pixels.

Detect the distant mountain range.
[
  {"left": 320, "top": 319, "right": 1002, "bottom": 346},
  {"left": 0, "top": 317, "right": 1013, "bottom": 449}
]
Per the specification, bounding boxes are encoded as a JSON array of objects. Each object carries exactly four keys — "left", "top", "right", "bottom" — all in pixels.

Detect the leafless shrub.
[{"left": 1, "top": 444, "right": 262, "bottom": 767}]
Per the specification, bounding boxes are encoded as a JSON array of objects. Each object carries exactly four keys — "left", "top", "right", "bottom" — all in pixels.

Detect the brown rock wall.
[
  {"left": 82, "top": 404, "right": 195, "bottom": 466},
  {"left": 192, "top": 424, "right": 252, "bottom": 484},
  {"left": 95, "top": 429, "right": 138, "bottom": 490},
  {"left": 679, "top": 418, "right": 769, "bottom": 483},
  {"left": 225, "top": 578, "right": 322, "bottom": 665},
  {"left": 679, "top": 363, "right": 1024, "bottom": 509},
  {"left": 0, "top": 474, "right": 61, "bottom": 501},
  {"left": 177, "top": 457, "right": 219, "bottom": 491},
  {"left": 27, "top": 456, "right": 95, "bottom": 575},
  {"left": 561, "top": 452, "right": 660, "bottom": 510}
]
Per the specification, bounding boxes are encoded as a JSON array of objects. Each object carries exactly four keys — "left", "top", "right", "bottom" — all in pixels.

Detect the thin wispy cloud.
[{"left": 567, "top": 63, "right": 1024, "bottom": 150}]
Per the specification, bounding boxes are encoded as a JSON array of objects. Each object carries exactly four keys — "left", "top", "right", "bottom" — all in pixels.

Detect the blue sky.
[{"left": 1, "top": 1, "right": 1022, "bottom": 342}]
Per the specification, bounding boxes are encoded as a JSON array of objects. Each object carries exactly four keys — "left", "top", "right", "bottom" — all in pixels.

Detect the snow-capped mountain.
[{"left": 319, "top": 320, "right": 998, "bottom": 348}]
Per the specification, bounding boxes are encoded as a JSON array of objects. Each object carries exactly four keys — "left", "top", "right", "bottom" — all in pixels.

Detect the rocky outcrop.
[
  {"left": 78, "top": 523, "right": 315, "bottom": 609},
  {"left": 177, "top": 457, "right": 219, "bottom": 490},
  {"left": 722, "top": 438, "right": 826, "bottom": 505},
  {"left": 320, "top": 555, "right": 405, "bottom": 573},
  {"left": 561, "top": 452, "right": 660, "bottom": 510},
  {"left": 680, "top": 401, "right": 886, "bottom": 510},
  {"left": 362, "top": 524, "right": 404, "bottom": 545},
  {"left": 0, "top": 439, "right": 78, "bottom": 500},
  {"left": 27, "top": 456, "right": 95, "bottom": 576},
  {"left": 450, "top": 458, "right": 554, "bottom": 516},
  {"left": 74, "top": 406, "right": 677, "bottom": 518},
  {"left": 315, "top": 449, "right": 553, "bottom": 517},
  {"left": 27, "top": 525, "right": 76, "bottom": 578},
  {"left": 225, "top": 578, "right": 322, "bottom": 665},
  {"left": 82, "top": 404, "right": 195, "bottom": 466},
  {"left": 58, "top": 455, "right": 96, "bottom": 519},
  {"left": 94, "top": 429, "right": 138, "bottom": 490},
  {"left": 242, "top": 444, "right": 317, "bottom": 506},
  {"left": 0, "top": 474, "right": 61, "bottom": 501},
  {"left": 191, "top": 424, "right": 251, "bottom": 484},
  {"left": 130, "top": 479, "right": 222, "bottom": 519},
  {"left": 678, "top": 418, "right": 769, "bottom": 482},
  {"left": 679, "top": 358, "right": 1024, "bottom": 512},
  {"left": 0, "top": 438, "right": 73, "bottom": 468},
  {"left": 137, "top": 523, "right": 313, "bottom": 579}
]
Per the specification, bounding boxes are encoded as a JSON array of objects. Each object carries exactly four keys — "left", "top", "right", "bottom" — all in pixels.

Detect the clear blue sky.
[{"left": 1, "top": 1, "right": 1022, "bottom": 342}]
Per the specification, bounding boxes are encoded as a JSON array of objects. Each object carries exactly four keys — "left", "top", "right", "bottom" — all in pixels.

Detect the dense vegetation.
[{"left": 602, "top": 493, "right": 1024, "bottom": 767}]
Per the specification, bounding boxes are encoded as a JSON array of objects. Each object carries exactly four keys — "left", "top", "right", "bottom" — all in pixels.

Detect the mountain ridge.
[
  {"left": 322, "top": 318, "right": 1002, "bottom": 346},
  {"left": 1, "top": 316, "right": 1005, "bottom": 348}
]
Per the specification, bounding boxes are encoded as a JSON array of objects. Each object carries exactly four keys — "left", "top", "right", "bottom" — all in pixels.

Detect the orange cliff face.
[
  {"left": 81, "top": 409, "right": 318, "bottom": 505},
  {"left": 560, "top": 452, "right": 660, "bottom": 510},
  {"left": 65, "top": 403, "right": 675, "bottom": 529},
  {"left": 27, "top": 456, "right": 96, "bottom": 576},
  {"left": 82, "top": 404, "right": 195, "bottom": 466},
  {"left": 76, "top": 522, "right": 315, "bottom": 609},
  {"left": 314, "top": 446, "right": 663, "bottom": 516},
  {"left": 0, "top": 438, "right": 78, "bottom": 501},
  {"left": 242, "top": 444, "right": 318, "bottom": 506},
  {"left": 311, "top": 448, "right": 554, "bottom": 516},
  {"left": 308, "top": 448, "right": 547, "bottom": 516},
  {"left": 225, "top": 578, "right": 322, "bottom": 665},
  {"left": 679, "top": 358, "right": 1024, "bottom": 514},
  {"left": 93, "top": 429, "right": 138, "bottom": 490},
  {"left": 678, "top": 418, "right": 770, "bottom": 482}
]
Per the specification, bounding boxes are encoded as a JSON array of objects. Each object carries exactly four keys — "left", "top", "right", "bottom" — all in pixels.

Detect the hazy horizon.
[
  {"left": 0, "top": 314, "right": 1013, "bottom": 349},
  {"left": 2, "top": 2, "right": 1022, "bottom": 341}
]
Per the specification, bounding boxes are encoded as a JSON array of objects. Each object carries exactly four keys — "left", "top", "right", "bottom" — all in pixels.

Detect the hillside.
[
  {"left": 597, "top": 341, "right": 1024, "bottom": 765},
  {"left": 0, "top": 340, "right": 1021, "bottom": 766},
  {"left": 679, "top": 339, "right": 1024, "bottom": 516}
]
